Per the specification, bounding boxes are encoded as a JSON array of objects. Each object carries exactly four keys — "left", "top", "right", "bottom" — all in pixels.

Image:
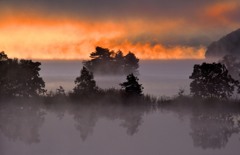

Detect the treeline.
[
  {"left": 0, "top": 50, "right": 145, "bottom": 103},
  {"left": 1, "top": 48, "right": 240, "bottom": 104}
]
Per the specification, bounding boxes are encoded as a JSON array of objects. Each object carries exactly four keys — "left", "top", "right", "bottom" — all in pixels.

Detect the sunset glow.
[
  {"left": 0, "top": 0, "right": 239, "bottom": 60},
  {"left": 0, "top": 15, "right": 205, "bottom": 60}
]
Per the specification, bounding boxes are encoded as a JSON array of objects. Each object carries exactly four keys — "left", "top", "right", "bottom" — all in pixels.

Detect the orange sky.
[{"left": 0, "top": 0, "right": 239, "bottom": 60}]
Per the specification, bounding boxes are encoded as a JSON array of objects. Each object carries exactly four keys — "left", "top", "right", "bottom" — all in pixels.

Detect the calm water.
[
  {"left": 1, "top": 60, "right": 240, "bottom": 155},
  {"left": 0, "top": 102, "right": 240, "bottom": 155}
]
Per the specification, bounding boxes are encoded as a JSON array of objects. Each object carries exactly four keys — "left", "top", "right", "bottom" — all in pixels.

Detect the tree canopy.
[
  {"left": 189, "top": 62, "right": 239, "bottom": 99},
  {"left": 120, "top": 73, "right": 143, "bottom": 96},
  {"left": 0, "top": 52, "right": 45, "bottom": 97},
  {"left": 83, "top": 46, "right": 139, "bottom": 75}
]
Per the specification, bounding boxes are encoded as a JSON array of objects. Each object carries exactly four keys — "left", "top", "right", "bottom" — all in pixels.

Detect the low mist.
[{"left": 40, "top": 60, "right": 204, "bottom": 96}]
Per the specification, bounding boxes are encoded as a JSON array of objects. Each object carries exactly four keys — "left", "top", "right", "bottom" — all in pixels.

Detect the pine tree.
[
  {"left": 120, "top": 73, "right": 143, "bottom": 96},
  {"left": 73, "top": 67, "right": 98, "bottom": 96},
  {"left": 124, "top": 52, "right": 139, "bottom": 75}
]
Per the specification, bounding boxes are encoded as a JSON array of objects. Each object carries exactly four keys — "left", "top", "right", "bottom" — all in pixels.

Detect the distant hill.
[{"left": 205, "top": 29, "right": 240, "bottom": 58}]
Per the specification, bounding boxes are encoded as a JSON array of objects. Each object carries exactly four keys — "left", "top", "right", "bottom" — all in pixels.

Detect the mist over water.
[
  {"left": 1, "top": 100, "right": 240, "bottom": 155},
  {"left": 40, "top": 60, "right": 204, "bottom": 96},
  {"left": 1, "top": 60, "right": 240, "bottom": 155}
]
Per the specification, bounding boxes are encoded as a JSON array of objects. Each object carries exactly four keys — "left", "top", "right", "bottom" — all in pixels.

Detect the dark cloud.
[{"left": 0, "top": 0, "right": 221, "bottom": 20}]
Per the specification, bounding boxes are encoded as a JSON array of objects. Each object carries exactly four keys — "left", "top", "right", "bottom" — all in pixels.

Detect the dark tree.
[
  {"left": 124, "top": 52, "right": 139, "bottom": 75},
  {"left": 120, "top": 73, "right": 143, "bottom": 96},
  {"left": 0, "top": 53, "right": 45, "bottom": 97},
  {"left": 113, "top": 50, "right": 125, "bottom": 74},
  {"left": 189, "top": 62, "right": 238, "bottom": 99},
  {"left": 90, "top": 46, "right": 114, "bottom": 60},
  {"left": 0, "top": 51, "right": 8, "bottom": 61},
  {"left": 83, "top": 46, "right": 139, "bottom": 75},
  {"left": 55, "top": 86, "right": 66, "bottom": 96},
  {"left": 83, "top": 46, "right": 114, "bottom": 74},
  {"left": 73, "top": 66, "right": 98, "bottom": 96}
]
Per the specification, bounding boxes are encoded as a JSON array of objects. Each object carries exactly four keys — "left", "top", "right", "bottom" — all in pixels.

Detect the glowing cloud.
[{"left": 0, "top": 14, "right": 207, "bottom": 60}]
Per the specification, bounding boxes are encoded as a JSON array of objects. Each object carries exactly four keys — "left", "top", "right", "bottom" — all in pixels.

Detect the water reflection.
[
  {"left": 0, "top": 101, "right": 45, "bottom": 144},
  {"left": 190, "top": 111, "right": 240, "bottom": 149},
  {"left": 0, "top": 100, "right": 240, "bottom": 150},
  {"left": 70, "top": 104, "right": 98, "bottom": 141},
  {"left": 67, "top": 103, "right": 152, "bottom": 140}
]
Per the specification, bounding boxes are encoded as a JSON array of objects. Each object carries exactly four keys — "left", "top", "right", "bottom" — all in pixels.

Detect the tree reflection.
[
  {"left": 2, "top": 98, "right": 240, "bottom": 149},
  {"left": 0, "top": 100, "right": 45, "bottom": 144},
  {"left": 67, "top": 103, "right": 151, "bottom": 140},
  {"left": 190, "top": 111, "right": 240, "bottom": 149},
  {"left": 69, "top": 104, "right": 98, "bottom": 141},
  {"left": 120, "top": 105, "right": 145, "bottom": 135},
  {"left": 161, "top": 99, "right": 240, "bottom": 150}
]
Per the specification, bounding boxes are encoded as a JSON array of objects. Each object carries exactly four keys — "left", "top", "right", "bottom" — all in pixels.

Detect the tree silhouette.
[
  {"left": 83, "top": 46, "right": 114, "bottom": 74},
  {"left": 0, "top": 51, "right": 8, "bottom": 61},
  {"left": 90, "top": 46, "right": 114, "bottom": 60},
  {"left": 120, "top": 73, "right": 143, "bottom": 96},
  {"left": 0, "top": 53, "right": 45, "bottom": 97},
  {"left": 56, "top": 86, "right": 65, "bottom": 95},
  {"left": 124, "top": 52, "right": 139, "bottom": 75},
  {"left": 83, "top": 46, "right": 139, "bottom": 75},
  {"left": 113, "top": 50, "right": 125, "bottom": 74},
  {"left": 189, "top": 62, "right": 238, "bottom": 99},
  {"left": 73, "top": 66, "right": 98, "bottom": 96}
]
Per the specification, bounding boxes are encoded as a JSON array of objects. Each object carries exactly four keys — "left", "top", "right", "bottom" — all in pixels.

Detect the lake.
[
  {"left": 1, "top": 100, "right": 240, "bottom": 155},
  {"left": 1, "top": 59, "right": 240, "bottom": 155}
]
